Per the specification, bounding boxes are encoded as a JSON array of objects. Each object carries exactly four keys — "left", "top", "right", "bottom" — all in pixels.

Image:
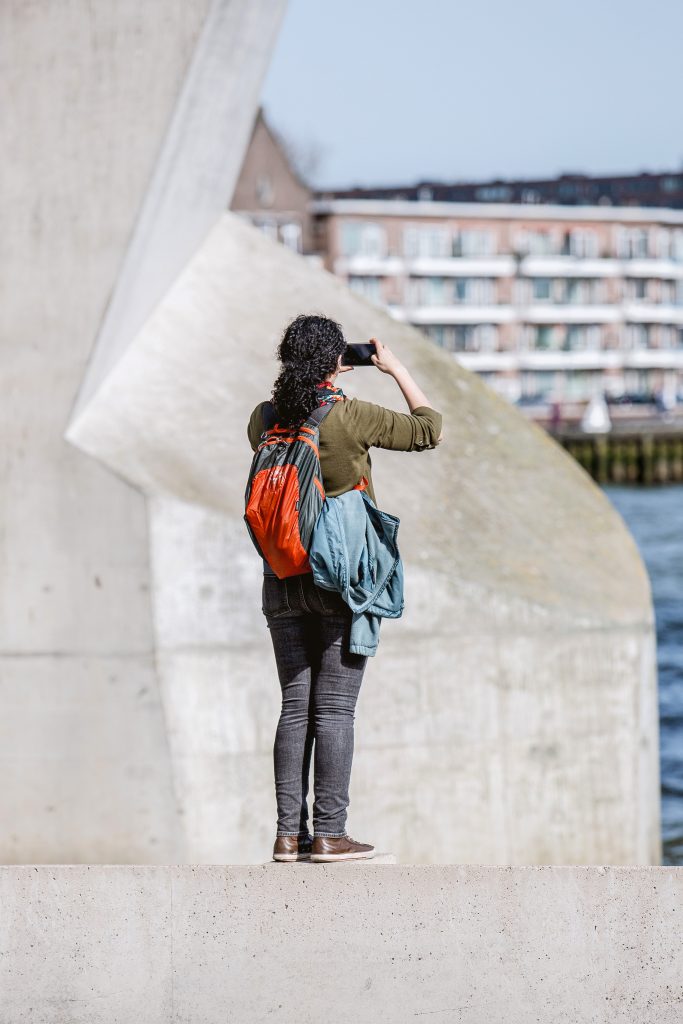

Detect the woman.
[{"left": 247, "top": 314, "right": 443, "bottom": 863}]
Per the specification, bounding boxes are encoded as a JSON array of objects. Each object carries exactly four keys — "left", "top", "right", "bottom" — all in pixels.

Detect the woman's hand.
[
  {"left": 371, "top": 338, "right": 440, "bottom": 428},
  {"left": 369, "top": 337, "right": 405, "bottom": 376}
]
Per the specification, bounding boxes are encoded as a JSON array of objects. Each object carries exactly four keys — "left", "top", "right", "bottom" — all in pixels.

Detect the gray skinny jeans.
[{"left": 262, "top": 571, "right": 368, "bottom": 838}]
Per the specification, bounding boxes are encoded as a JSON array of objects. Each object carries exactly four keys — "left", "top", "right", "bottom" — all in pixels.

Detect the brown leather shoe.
[
  {"left": 272, "top": 833, "right": 313, "bottom": 862},
  {"left": 310, "top": 834, "right": 375, "bottom": 862}
]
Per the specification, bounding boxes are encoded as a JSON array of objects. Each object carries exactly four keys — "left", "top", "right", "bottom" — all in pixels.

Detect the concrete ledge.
[{"left": 1, "top": 865, "right": 681, "bottom": 1022}]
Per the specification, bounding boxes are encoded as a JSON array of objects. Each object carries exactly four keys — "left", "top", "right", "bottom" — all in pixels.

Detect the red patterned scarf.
[{"left": 314, "top": 380, "right": 346, "bottom": 405}]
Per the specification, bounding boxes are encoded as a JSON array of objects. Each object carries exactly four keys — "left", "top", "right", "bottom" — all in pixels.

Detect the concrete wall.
[
  {"left": 0, "top": 0, "right": 285, "bottom": 862},
  {"left": 66, "top": 212, "right": 661, "bottom": 865},
  {"left": 1, "top": 865, "right": 681, "bottom": 1022},
  {"left": 1, "top": 0, "right": 661, "bottom": 866}
]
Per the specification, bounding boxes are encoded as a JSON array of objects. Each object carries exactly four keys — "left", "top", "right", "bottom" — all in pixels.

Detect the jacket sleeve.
[
  {"left": 347, "top": 397, "right": 442, "bottom": 452},
  {"left": 247, "top": 402, "right": 266, "bottom": 452}
]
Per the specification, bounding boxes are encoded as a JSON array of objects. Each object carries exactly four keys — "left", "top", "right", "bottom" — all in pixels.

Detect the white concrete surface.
[
  {"left": 66, "top": 212, "right": 660, "bottom": 865},
  {"left": 2, "top": 0, "right": 660, "bottom": 867},
  {"left": 0, "top": 1, "right": 284, "bottom": 862},
  {"left": 70, "top": 0, "right": 286, "bottom": 418},
  {"left": 1, "top": 865, "right": 681, "bottom": 1022}
]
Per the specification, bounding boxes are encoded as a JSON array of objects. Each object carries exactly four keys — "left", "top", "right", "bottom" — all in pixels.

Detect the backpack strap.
[
  {"left": 306, "top": 402, "right": 336, "bottom": 428},
  {"left": 262, "top": 401, "right": 278, "bottom": 430},
  {"left": 262, "top": 400, "right": 336, "bottom": 431}
]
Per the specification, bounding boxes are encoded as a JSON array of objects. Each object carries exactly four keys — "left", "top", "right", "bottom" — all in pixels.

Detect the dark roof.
[{"left": 317, "top": 170, "right": 683, "bottom": 209}]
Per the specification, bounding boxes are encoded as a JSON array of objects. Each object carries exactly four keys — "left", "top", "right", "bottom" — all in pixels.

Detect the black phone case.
[{"left": 343, "top": 343, "right": 375, "bottom": 366}]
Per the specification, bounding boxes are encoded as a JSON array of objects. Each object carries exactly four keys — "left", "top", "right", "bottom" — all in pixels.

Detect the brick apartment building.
[
  {"left": 232, "top": 114, "right": 683, "bottom": 412},
  {"left": 313, "top": 198, "right": 683, "bottom": 408}
]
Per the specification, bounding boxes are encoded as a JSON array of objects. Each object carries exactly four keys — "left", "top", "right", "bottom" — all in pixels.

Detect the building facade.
[
  {"left": 231, "top": 108, "right": 314, "bottom": 255},
  {"left": 312, "top": 199, "right": 683, "bottom": 409}
]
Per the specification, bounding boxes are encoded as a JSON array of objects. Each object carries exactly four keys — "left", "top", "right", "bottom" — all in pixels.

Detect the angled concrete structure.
[
  {"left": 66, "top": 211, "right": 660, "bottom": 865},
  {"left": 2, "top": 0, "right": 660, "bottom": 865},
  {"left": 0, "top": 0, "right": 286, "bottom": 863}
]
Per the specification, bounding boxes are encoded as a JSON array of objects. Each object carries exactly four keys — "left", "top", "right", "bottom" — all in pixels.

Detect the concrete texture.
[
  {"left": 1, "top": 865, "right": 681, "bottom": 1022},
  {"left": 66, "top": 211, "right": 661, "bottom": 865},
  {"left": 71, "top": 0, "right": 287, "bottom": 419},
  {"left": 2, "top": 0, "right": 660, "bottom": 866},
  {"left": 0, "top": 1, "right": 285, "bottom": 862}
]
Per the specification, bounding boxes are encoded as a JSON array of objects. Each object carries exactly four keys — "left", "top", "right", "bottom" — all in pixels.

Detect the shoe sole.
[
  {"left": 309, "top": 850, "right": 376, "bottom": 862},
  {"left": 272, "top": 853, "right": 312, "bottom": 862}
]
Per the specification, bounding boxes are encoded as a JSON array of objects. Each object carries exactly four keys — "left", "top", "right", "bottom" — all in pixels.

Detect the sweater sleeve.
[
  {"left": 247, "top": 402, "right": 266, "bottom": 452},
  {"left": 347, "top": 398, "right": 443, "bottom": 452}
]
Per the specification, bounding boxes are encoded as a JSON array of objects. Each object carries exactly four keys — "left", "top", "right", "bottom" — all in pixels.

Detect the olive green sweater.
[{"left": 247, "top": 397, "right": 442, "bottom": 507}]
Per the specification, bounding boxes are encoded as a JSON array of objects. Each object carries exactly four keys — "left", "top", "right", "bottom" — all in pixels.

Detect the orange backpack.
[{"left": 244, "top": 401, "right": 336, "bottom": 579}]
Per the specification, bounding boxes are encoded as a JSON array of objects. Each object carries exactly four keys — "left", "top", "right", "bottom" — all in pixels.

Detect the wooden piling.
[{"left": 551, "top": 425, "right": 683, "bottom": 485}]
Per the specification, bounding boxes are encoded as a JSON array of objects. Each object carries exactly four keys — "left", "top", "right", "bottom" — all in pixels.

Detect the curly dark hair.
[{"left": 271, "top": 314, "right": 347, "bottom": 428}]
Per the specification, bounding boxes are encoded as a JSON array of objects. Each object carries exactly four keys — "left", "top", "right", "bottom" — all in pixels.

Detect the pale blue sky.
[{"left": 261, "top": 0, "right": 683, "bottom": 189}]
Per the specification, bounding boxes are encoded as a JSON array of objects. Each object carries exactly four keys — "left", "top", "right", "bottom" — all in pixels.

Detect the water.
[{"left": 602, "top": 484, "right": 683, "bottom": 865}]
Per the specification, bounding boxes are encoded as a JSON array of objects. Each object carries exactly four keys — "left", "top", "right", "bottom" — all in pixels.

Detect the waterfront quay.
[{"left": 548, "top": 417, "right": 683, "bottom": 483}]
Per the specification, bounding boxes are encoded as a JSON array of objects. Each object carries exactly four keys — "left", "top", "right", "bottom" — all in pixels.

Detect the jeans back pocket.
[{"left": 261, "top": 575, "right": 292, "bottom": 617}]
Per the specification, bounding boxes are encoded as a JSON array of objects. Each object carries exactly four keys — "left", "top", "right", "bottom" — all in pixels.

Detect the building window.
[
  {"left": 437, "top": 324, "right": 498, "bottom": 352},
  {"left": 660, "top": 280, "right": 674, "bottom": 304},
  {"left": 558, "top": 182, "right": 579, "bottom": 201},
  {"left": 453, "top": 278, "right": 467, "bottom": 302},
  {"left": 655, "top": 229, "right": 671, "bottom": 259},
  {"left": 564, "top": 371, "right": 593, "bottom": 400},
  {"left": 564, "top": 325, "right": 601, "bottom": 351},
  {"left": 623, "top": 369, "right": 649, "bottom": 395},
  {"left": 406, "top": 277, "right": 447, "bottom": 305},
  {"left": 255, "top": 175, "right": 274, "bottom": 208},
  {"left": 533, "top": 325, "right": 558, "bottom": 350},
  {"left": 532, "top": 278, "right": 552, "bottom": 301},
  {"left": 515, "top": 324, "right": 535, "bottom": 350},
  {"left": 564, "top": 229, "right": 599, "bottom": 258},
  {"left": 453, "top": 229, "right": 496, "bottom": 257},
  {"left": 453, "top": 327, "right": 473, "bottom": 352},
  {"left": 560, "top": 278, "right": 603, "bottom": 304},
  {"left": 475, "top": 185, "right": 512, "bottom": 201},
  {"left": 623, "top": 324, "right": 648, "bottom": 349},
  {"left": 403, "top": 226, "right": 451, "bottom": 258},
  {"left": 348, "top": 276, "right": 382, "bottom": 305},
  {"left": 616, "top": 227, "right": 650, "bottom": 259},
  {"left": 425, "top": 325, "right": 445, "bottom": 346},
  {"left": 622, "top": 278, "right": 650, "bottom": 302},
  {"left": 521, "top": 370, "right": 555, "bottom": 397},
  {"left": 280, "top": 222, "right": 302, "bottom": 253},
  {"left": 477, "top": 324, "right": 498, "bottom": 351},
  {"left": 515, "top": 230, "right": 556, "bottom": 256},
  {"left": 341, "top": 221, "right": 387, "bottom": 258},
  {"left": 453, "top": 278, "right": 495, "bottom": 304},
  {"left": 423, "top": 277, "right": 446, "bottom": 305},
  {"left": 657, "top": 326, "right": 678, "bottom": 349}
]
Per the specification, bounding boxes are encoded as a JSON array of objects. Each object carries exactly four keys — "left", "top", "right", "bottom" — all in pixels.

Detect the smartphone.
[{"left": 343, "top": 342, "right": 376, "bottom": 366}]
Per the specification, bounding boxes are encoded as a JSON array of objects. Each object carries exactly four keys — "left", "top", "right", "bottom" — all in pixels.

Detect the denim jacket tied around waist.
[{"left": 307, "top": 489, "right": 404, "bottom": 656}]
